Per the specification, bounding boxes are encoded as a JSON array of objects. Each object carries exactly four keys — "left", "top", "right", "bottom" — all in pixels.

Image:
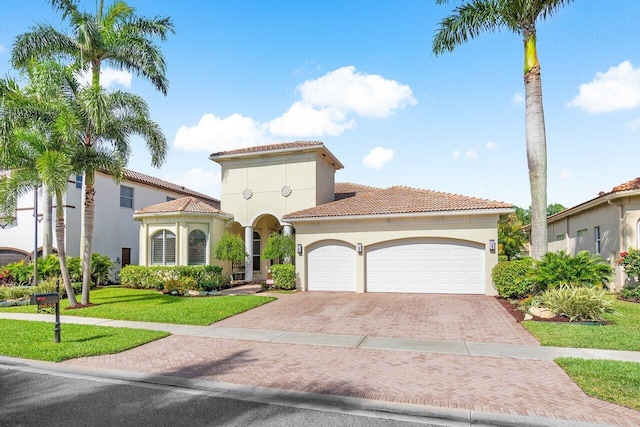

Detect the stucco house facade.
[
  {"left": 135, "top": 142, "right": 513, "bottom": 294},
  {"left": 532, "top": 177, "right": 640, "bottom": 291},
  {"left": 0, "top": 169, "right": 220, "bottom": 281}
]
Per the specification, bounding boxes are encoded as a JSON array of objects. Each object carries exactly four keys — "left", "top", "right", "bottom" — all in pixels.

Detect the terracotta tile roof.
[
  {"left": 284, "top": 185, "right": 512, "bottom": 219},
  {"left": 612, "top": 177, "right": 640, "bottom": 192},
  {"left": 100, "top": 169, "right": 220, "bottom": 208},
  {"left": 134, "top": 197, "right": 229, "bottom": 215},
  {"left": 210, "top": 141, "right": 324, "bottom": 157},
  {"left": 334, "top": 182, "right": 380, "bottom": 200}
]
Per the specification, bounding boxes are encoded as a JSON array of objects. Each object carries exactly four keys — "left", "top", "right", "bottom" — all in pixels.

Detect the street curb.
[{"left": 0, "top": 356, "right": 606, "bottom": 427}]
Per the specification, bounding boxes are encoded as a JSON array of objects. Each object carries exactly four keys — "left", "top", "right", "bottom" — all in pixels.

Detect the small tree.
[
  {"left": 262, "top": 233, "right": 296, "bottom": 264},
  {"left": 498, "top": 214, "right": 527, "bottom": 260},
  {"left": 213, "top": 233, "right": 247, "bottom": 280}
]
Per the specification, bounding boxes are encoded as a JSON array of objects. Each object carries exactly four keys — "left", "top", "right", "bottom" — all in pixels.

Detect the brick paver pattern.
[
  {"left": 65, "top": 335, "right": 640, "bottom": 426},
  {"left": 215, "top": 293, "right": 539, "bottom": 346}
]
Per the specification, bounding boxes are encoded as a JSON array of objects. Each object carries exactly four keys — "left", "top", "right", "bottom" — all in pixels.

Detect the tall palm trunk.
[
  {"left": 55, "top": 191, "right": 77, "bottom": 306},
  {"left": 523, "top": 32, "right": 548, "bottom": 260},
  {"left": 80, "top": 168, "right": 95, "bottom": 305},
  {"left": 42, "top": 184, "right": 53, "bottom": 257}
]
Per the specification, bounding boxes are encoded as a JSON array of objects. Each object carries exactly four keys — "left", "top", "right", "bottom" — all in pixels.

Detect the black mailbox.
[{"left": 30, "top": 292, "right": 60, "bottom": 305}]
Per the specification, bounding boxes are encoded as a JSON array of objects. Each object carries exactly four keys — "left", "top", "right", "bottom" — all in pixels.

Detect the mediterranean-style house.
[
  {"left": 0, "top": 169, "right": 220, "bottom": 280},
  {"left": 528, "top": 177, "right": 640, "bottom": 291},
  {"left": 133, "top": 142, "right": 513, "bottom": 294}
]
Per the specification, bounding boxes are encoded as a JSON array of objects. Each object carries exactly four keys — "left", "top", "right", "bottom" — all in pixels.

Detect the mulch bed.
[{"left": 495, "top": 296, "right": 569, "bottom": 323}]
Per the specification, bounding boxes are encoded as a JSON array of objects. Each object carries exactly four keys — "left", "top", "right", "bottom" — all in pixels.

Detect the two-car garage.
[{"left": 306, "top": 238, "right": 485, "bottom": 294}]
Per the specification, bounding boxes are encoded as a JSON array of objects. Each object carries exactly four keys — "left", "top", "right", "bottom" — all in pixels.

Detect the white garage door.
[
  {"left": 307, "top": 243, "right": 356, "bottom": 291},
  {"left": 366, "top": 240, "right": 484, "bottom": 294}
]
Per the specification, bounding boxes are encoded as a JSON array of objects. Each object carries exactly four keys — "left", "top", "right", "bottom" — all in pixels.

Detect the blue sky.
[{"left": 1, "top": 1, "right": 639, "bottom": 209}]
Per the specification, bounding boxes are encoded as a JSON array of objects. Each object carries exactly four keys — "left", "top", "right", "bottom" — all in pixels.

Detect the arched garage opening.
[
  {"left": 306, "top": 240, "right": 356, "bottom": 292},
  {"left": 0, "top": 248, "right": 30, "bottom": 267},
  {"left": 365, "top": 238, "right": 485, "bottom": 294}
]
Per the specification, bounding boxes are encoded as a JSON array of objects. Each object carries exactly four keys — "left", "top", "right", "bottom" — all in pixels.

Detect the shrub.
[
  {"left": 270, "top": 264, "right": 296, "bottom": 290},
  {"left": 120, "top": 265, "right": 226, "bottom": 291},
  {"left": 262, "top": 233, "right": 295, "bottom": 263},
  {"left": 617, "top": 248, "right": 640, "bottom": 284},
  {"left": 540, "top": 286, "right": 615, "bottom": 322},
  {"left": 39, "top": 254, "right": 61, "bottom": 280},
  {"left": 0, "top": 269, "right": 12, "bottom": 286},
  {"left": 35, "top": 277, "right": 82, "bottom": 298},
  {"left": 0, "top": 285, "right": 33, "bottom": 301},
  {"left": 532, "top": 251, "right": 612, "bottom": 293},
  {"left": 163, "top": 276, "right": 197, "bottom": 295},
  {"left": 4, "top": 260, "right": 33, "bottom": 286},
  {"left": 619, "top": 285, "right": 640, "bottom": 302},
  {"left": 90, "top": 253, "right": 114, "bottom": 286},
  {"left": 491, "top": 259, "right": 534, "bottom": 299},
  {"left": 120, "top": 265, "right": 168, "bottom": 289}
]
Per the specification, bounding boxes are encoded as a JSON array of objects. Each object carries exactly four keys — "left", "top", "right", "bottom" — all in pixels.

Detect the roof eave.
[
  {"left": 285, "top": 207, "right": 514, "bottom": 223},
  {"left": 209, "top": 144, "right": 344, "bottom": 170},
  {"left": 133, "top": 211, "right": 233, "bottom": 221}
]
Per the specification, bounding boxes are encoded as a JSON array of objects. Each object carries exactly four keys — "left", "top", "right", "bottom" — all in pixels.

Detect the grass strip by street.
[
  {"left": 556, "top": 358, "right": 640, "bottom": 411},
  {"left": 523, "top": 298, "right": 640, "bottom": 351},
  {"left": 0, "top": 319, "right": 169, "bottom": 362},
  {"left": 0, "top": 287, "right": 276, "bottom": 326}
]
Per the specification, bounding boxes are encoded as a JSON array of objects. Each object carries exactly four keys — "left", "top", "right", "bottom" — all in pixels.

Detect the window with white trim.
[
  {"left": 75, "top": 175, "right": 83, "bottom": 189},
  {"left": 120, "top": 186, "right": 134, "bottom": 208},
  {"left": 151, "top": 230, "right": 176, "bottom": 265},
  {"left": 594, "top": 226, "right": 601, "bottom": 254}
]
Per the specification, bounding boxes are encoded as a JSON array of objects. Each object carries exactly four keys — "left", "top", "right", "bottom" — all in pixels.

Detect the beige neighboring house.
[
  {"left": 134, "top": 141, "right": 513, "bottom": 294},
  {"left": 529, "top": 177, "right": 640, "bottom": 291}
]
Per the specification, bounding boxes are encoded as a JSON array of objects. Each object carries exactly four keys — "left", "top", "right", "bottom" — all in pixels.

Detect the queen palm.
[
  {"left": 433, "top": 0, "right": 573, "bottom": 259},
  {"left": 0, "top": 64, "right": 79, "bottom": 304},
  {"left": 12, "top": 0, "right": 173, "bottom": 304}
]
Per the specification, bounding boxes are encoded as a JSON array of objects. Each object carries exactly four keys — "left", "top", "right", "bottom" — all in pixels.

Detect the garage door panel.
[
  {"left": 307, "top": 243, "right": 356, "bottom": 292},
  {"left": 366, "top": 240, "right": 484, "bottom": 294}
]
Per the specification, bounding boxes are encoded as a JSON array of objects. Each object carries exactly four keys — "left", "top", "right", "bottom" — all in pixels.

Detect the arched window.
[
  {"left": 151, "top": 230, "right": 176, "bottom": 265},
  {"left": 188, "top": 230, "right": 206, "bottom": 265},
  {"left": 253, "top": 231, "right": 261, "bottom": 272}
]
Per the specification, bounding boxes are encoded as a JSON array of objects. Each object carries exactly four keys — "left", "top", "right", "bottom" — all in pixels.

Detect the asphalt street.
[{"left": 0, "top": 368, "right": 443, "bottom": 427}]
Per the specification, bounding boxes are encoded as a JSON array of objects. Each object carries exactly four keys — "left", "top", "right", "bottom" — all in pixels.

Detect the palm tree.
[
  {"left": 0, "top": 64, "right": 79, "bottom": 305},
  {"left": 12, "top": 0, "right": 173, "bottom": 304},
  {"left": 433, "top": 0, "right": 573, "bottom": 260}
]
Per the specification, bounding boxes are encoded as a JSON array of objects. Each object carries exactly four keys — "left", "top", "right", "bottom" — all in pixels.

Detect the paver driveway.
[{"left": 214, "top": 292, "right": 539, "bottom": 346}]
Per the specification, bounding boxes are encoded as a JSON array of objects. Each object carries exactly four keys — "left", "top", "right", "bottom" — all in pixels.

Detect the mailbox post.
[{"left": 30, "top": 280, "right": 61, "bottom": 343}]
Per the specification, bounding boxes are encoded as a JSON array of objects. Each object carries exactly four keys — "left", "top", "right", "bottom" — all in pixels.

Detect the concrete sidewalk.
[{"left": 2, "top": 312, "right": 639, "bottom": 363}]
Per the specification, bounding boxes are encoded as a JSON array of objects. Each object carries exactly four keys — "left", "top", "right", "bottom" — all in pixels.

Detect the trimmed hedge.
[
  {"left": 492, "top": 259, "right": 534, "bottom": 299},
  {"left": 119, "top": 265, "right": 228, "bottom": 292},
  {"left": 270, "top": 264, "right": 296, "bottom": 290}
]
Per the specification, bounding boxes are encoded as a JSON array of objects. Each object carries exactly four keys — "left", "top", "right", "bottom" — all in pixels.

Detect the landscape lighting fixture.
[{"left": 356, "top": 243, "right": 363, "bottom": 254}]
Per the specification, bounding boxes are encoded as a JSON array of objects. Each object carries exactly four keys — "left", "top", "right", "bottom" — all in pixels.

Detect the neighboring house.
[
  {"left": 135, "top": 142, "right": 513, "bottom": 295},
  {"left": 527, "top": 177, "right": 640, "bottom": 291},
  {"left": 0, "top": 169, "right": 220, "bottom": 281}
]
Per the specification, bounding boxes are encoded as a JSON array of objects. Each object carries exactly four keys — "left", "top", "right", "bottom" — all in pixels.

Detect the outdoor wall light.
[
  {"left": 356, "top": 243, "right": 363, "bottom": 254},
  {"left": 296, "top": 244, "right": 302, "bottom": 255},
  {"left": 489, "top": 239, "right": 496, "bottom": 251}
]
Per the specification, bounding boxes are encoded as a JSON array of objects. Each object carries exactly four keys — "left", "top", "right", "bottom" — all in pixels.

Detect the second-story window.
[{"left": 120, "top": 186, "right": 134, "bottom": 208}]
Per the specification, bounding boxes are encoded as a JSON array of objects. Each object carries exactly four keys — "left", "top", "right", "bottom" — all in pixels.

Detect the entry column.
[{"left": 244, "top": 226, "right": 253, "bottom": 282}]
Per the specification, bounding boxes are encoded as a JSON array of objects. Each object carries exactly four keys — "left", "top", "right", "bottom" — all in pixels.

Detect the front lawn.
[
  {"left": 523, "top": 298, "right": 640, "bottom": 351},
  {"left": 0, "top": 287, "right": 276, "bottom": 326},
  {"left": 556, "top": 358, "right": 640, "bottom": 411},
  {"left": 0, "top": 319, "right": 168, "bottom": 362}
]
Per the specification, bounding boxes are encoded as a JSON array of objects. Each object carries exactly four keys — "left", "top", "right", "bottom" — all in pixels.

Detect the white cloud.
[
  {"left": 511, "top": 92, "right": 524, "bottom": 105},
  {"left": 165, "top": 168, "right": 221, "bottom": 194},
  {"left": 174, "top": 113, "right": 269, "bottom": 153},
  {"left": 298, "top": 66, "right": 417, "bottom": 118},
  {"left": 485, "top": 141, "right": 497, "bottom": 150},
  {"left": 559, "top": 169, "right": 572, "bottom": 180},
  {"left": 626, "top": 117, "right": 640, "bottom": 132},
  {"left": 465, "top": 150, "right": 478, "bottom": 159},
  {"left": 0, "top": 45, "right": 6, "bottom": 54},
  {"left": 453, "top": 150, "right": 461, "bottom": 159},
  {"left": 268, "top": 102, "right": 355, "bottom": 137},
  {"left": 568, "top": 61, "right": 640, "bottom": 114},
  {"left": 362, "top": 146, "right": 394, "bottom": 170},
  {"left": 76, "top": 67, "right": 132, "bottom": 88}
]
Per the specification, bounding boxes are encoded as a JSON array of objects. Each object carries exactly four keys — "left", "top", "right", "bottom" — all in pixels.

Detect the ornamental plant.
[
  {"left": 531, "top": 251, "right": 612, "bottom": 293},
  {"left": 617, "top": 248, "right": 640, "bottom": 283},
  {"left": 213, "top": 233, "right": 247, "bottom": 280},
  {"left": 540, "top": 286, "right": 615, "bottom": 322}
]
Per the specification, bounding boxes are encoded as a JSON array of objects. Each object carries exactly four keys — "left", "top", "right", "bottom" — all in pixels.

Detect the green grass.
[
  {"left": 0, "top": 319, "right": 168, "bottom": 362},
  {"left": 0, "top": 287, "right": 276, "bottom": 326},
  {"left": 523, "top": 298, "right": 640, "bottom": 350},
  {"left": 556, "top": 358, "right": 640, "bottom": 411}
]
